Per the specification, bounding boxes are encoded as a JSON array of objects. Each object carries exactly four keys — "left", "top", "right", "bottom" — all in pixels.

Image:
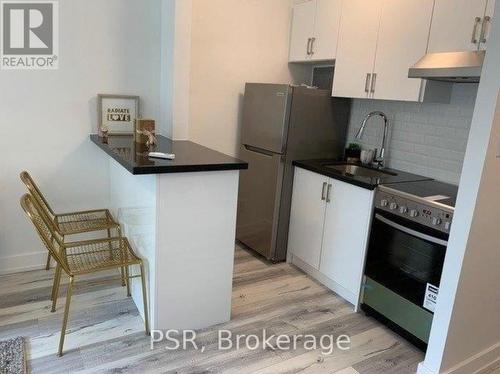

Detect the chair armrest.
[
  {"left": 64, "top": 236, "right": 123, "bottom": 248},
  {"left": 56, "top": 208, "right": 111, "bottom": 218},
  {"left": 55, "top": 209, "right": 119, "bottom": 225}
]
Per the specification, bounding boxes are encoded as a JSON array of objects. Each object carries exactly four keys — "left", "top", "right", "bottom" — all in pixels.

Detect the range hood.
[{"left": 408, "top": 51, "right": 485, "bottom": 83}]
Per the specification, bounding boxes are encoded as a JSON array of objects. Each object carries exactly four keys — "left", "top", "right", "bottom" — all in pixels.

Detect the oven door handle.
[{"left": 375, "top": 214, "right": 448, "bottom": 246}]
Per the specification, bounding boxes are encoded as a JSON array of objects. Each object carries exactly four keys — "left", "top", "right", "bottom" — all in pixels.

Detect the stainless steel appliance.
[
  {"left": 408, "top": 50, "right": 485, "bottom": 82},
  {"left": 362, "top": 180, "right": 458, "bottom": 350},
  {"left": 236, "top": 83, "right": 350, "bottom": 262}
]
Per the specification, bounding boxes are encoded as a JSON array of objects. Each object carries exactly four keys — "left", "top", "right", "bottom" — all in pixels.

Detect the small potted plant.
[{"left": 345, "top": 143, "right": 361, "bottom": 162}]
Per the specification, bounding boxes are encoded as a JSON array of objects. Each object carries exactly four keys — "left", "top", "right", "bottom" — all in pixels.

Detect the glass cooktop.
[{"left": 381, "top": 180, "right": 459, "bottom": 208}]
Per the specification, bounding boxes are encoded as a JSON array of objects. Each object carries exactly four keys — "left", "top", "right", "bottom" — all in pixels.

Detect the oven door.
[
  {"left": 362, "top": 210, "right": 449, "bottom": 347},
  {"left": 365, "top": 209, "right": 448, "bottom": 310}
]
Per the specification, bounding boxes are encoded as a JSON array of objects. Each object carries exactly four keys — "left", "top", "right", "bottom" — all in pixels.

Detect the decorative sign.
[
  {"left": 98, "top": 94, "right": 139, "bottom": 135},
  {"left": 423, "top": 283, "right": 439, "bottom": 312}
]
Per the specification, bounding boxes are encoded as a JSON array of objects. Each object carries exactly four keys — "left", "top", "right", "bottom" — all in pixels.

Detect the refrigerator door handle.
[{"left": 243, "top": 144, "right": 276, "bottom": 157}]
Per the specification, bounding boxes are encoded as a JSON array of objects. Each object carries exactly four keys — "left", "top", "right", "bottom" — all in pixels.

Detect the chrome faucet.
[{"left": 355, "top": 111, "right": 389, "bottom": 168}]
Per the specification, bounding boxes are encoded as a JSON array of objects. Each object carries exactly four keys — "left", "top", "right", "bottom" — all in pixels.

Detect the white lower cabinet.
[
  {"left": 319, "top": 178, "right": 375, "bottom": 305},
  {"left": 288, "top": 167, "right": 375, "bottom": 308},
  {"left": 287, "top": 167, "right": 328, "bottom": 269}
]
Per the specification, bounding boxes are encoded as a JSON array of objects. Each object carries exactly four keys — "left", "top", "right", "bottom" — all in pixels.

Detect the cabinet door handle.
[
  {"left": 480, "top": 16, "right": 491, "bottom": 44},
  {"left": 364, "top": 73, "right": 371, "bottom": 93},
  {"left": 326, "top": 184, "right": 332, "bottom": 203},
  {"left": 321, "top": 182, "right": 327, "bottom": 201},
  {"left": 370, "top": 73, "right": 377, "bottom": 94},
  {"left": 310, "top": 37, "right": 316, "bottom": 55},
  {"left": 306, "top": 38, "right": 312, "bottom": 55},
  {"left": 471, "top": 16, "right": 481, "bottom": 44}
]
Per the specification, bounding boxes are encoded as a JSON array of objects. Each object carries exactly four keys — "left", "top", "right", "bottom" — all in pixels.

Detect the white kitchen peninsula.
[{"left": 91, "top": 134, "right": 247, "bottom": 330}]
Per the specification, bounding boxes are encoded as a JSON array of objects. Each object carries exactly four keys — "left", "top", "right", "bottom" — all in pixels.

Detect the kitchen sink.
[{"left": 323, "top": 163, "right": 397, "bottom": 178}]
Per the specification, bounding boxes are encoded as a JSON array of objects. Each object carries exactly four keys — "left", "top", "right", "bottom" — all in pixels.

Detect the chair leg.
[
  {"left": 139, "top": 264, "right": 150, "bottom": 336},
  {"left": 120, "top": 267, "right": 126, "bottom": 287},
  {"left": 125, "top": 266, "right": 131, "bottom": 297},
  {"left": 51, "top": 266, "right": 62, "bottom": 312},
  {"left": 58, "top": 276, "right": 74, "bottom": 357},
  {"left": 50, "top": 264, "right": 61, "bottom": 301},
  {"left": 45, "top": 253, "right": 51, "bottom": 270},
  {"left": 111, "top": 228, "right": 126, "bottom": 287},
  {"left": 107, "top": 228, "right": 113, "bottom": 262}
]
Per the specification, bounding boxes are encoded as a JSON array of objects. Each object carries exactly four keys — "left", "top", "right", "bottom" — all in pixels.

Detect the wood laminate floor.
[{"left": 0, "top": 245, "right": 426, "bottom": 373}]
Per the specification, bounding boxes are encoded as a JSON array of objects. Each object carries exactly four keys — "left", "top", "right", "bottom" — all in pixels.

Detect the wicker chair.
[
  {"left": 20, "top": 171, "right": 128, "bottom": 299},
  {"left": 20, "top": 171, "right": 121, "bottom": 269},
  {"left": 21, "top": 193, "right": 150, "bottom": 356}
]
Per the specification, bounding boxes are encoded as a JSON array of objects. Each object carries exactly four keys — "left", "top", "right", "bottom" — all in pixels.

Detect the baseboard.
[
  {"left": 290, "top": 254, "right": 357, "bottom": 307},
  {"left": 0, "top": 251, "right": 47, "bottom": 275},
  {"left": 417, "top": 342, "right": 500, "bottom": 374},
  {"left": 444, "top": 341, "right": 500, "bottom": 374}
]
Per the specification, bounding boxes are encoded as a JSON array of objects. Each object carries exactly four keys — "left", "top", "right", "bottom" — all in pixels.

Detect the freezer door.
[
  {"left": 236, "top": 144, "right": 284, "bottom": 259},
  {"left": 286, "top": 86, "right": 349, "bottom": 161},
  {"left": 240, "top": 83, "right": 292, "bottom": 154}
]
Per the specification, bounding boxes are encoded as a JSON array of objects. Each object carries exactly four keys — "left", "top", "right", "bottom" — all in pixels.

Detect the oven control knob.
[
  {"left": 389, "top": 202, "right": 398, "bottom": 210},
  {"left": 444, "top": 221, "right": 451, "bottom": 230},
  {"left": 410, "top": 209, "right": 419, "bottom": 217},
  {"left": 380, "top": 199, "right": 388, "bottom": 207},
  {"left": 399, "top": 206, "right": 408, "bottom": 214},
  {"left": 432, "top": 217, "right": 442, "bottom": 226}
]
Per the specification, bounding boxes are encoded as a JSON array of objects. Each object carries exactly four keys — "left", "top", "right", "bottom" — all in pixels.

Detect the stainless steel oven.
[{"left": 361, "top": 181, "right": 457, "bottom": 350}]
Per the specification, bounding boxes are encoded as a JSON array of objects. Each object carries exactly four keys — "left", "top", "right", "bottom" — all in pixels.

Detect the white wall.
[
  {"left": 346, "top": 84, "right": 477, "bottom": 184},
  {"left": 188, "top": 0, "right": 309, "bottom": 157},
  {"left": 419, "top": 1, "right": 500, "bottom": 373},
  {"left": 159, "top": 0, "right": 192, "bottom": 140},
  {"left": 0, "top": 0, "right": 162, "bottom": 273},
  {"left": 159, "top": 0, "right": 175, "bottom": 139}
]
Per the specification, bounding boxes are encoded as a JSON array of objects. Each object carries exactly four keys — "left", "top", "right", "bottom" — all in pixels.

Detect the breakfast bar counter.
[
  {"left": 90, "top": 134, "right": 248, "bottom": 330},
  {"left": 90, "top": 134, "right": 248, "bottom": 174}
]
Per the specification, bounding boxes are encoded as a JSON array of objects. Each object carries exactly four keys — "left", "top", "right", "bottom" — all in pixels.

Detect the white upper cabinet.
[
  {"left": 289, "top": 1, "right": 316, "bottom": 62},
  {"left": 289, "top": 0, "right": 342, "bottom": 62},
  {"left": 372, "top": 0, "right": 434, "bottom": 101},
  {"left": 332, "top": 0, "right": 383, "bottom": 99},
  {"left": 428, "top": 0, "right": 489, "bottom": 52},
  {"left": 311, "top": 0, "right": 342, "bottom": 61},
  {"left": 481, "top": 0, "right": 496, "bottom": 49},
  {"left": 333, "top": 0, "right": 433, "bottom": 102}
]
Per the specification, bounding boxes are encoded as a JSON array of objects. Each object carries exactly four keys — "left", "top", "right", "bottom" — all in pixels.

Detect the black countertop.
[
  {"left": 293, "top": 159, "right": 431, "bottom": 190},
  {"left": 90, "top": 134, "right": 248, "bottom": 175}
]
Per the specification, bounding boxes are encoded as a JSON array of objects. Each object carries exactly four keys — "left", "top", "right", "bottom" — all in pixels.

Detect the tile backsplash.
[{"left": 346, "top": 84, "right": 477, "bottom": 185}]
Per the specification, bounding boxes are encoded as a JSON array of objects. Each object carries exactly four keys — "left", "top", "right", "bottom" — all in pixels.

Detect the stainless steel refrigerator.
[{"left": 236, "top": 83, "right": 351, "bottom": 262}]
